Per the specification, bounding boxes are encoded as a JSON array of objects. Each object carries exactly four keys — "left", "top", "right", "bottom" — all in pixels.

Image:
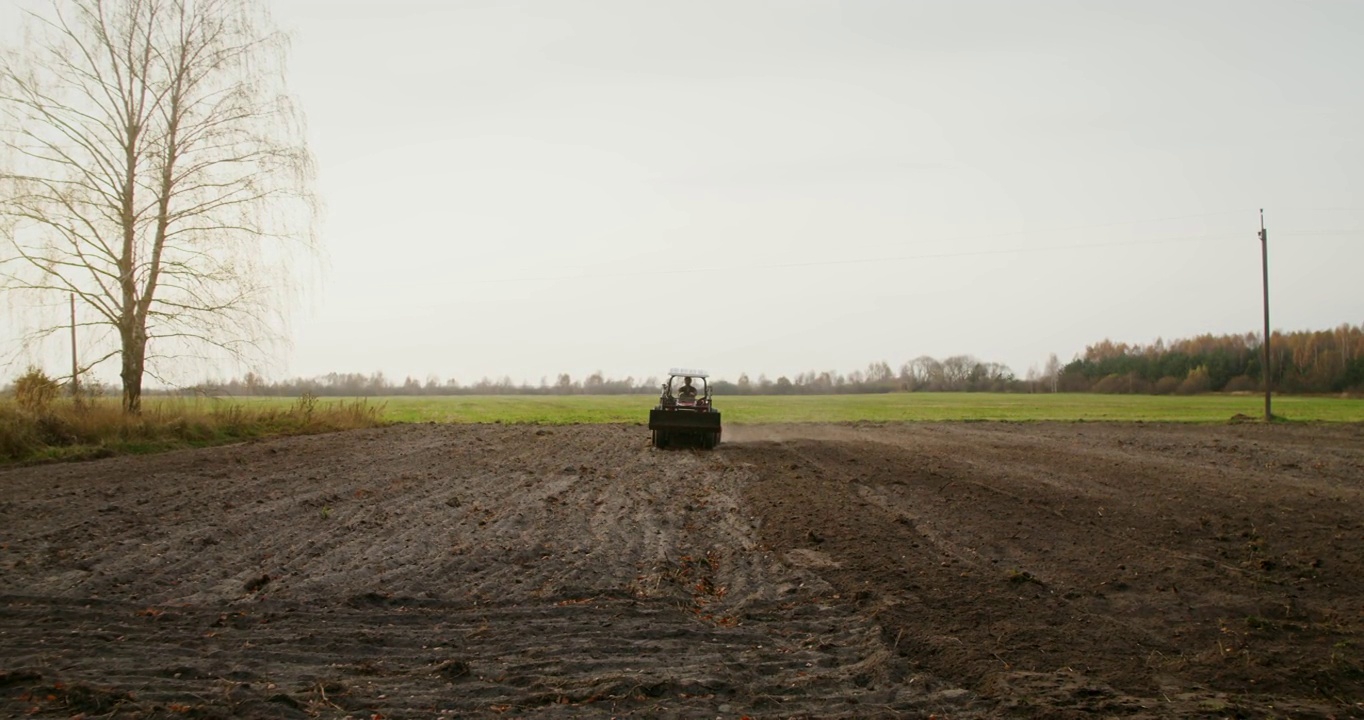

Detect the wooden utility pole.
[
  {"left": 70, "top": 292, "right": 79, "bottom": 398},
  {"left": 1259, "top": 210, "right": 1271, "bottom": 422}
]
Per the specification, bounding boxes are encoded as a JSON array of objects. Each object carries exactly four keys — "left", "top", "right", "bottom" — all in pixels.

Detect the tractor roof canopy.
[{"left": 668, "top": 368, "right": 709, "bottom": 379}]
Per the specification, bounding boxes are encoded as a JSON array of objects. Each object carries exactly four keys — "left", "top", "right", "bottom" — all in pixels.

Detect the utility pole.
[
  {"left": 1259, "top": 209, "right": 1271, "bottom": 422},
  {"left": 70, "top": 292, "right": 79, "bottom": 400}
]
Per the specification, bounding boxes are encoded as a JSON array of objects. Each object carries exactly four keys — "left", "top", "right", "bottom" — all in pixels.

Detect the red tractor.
[{"left": 649, "top": 369, "right": 721, "bottom": 449}]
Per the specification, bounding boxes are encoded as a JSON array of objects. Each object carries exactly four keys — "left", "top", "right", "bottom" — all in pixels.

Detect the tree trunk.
[{"left": 121, "top": 326, "right": 147, "bottom": 414}]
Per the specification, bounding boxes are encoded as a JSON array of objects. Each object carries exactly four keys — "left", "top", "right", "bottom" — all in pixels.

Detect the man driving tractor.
[{"left": 649, "top": 369, "right": 721, "bottom": 449}]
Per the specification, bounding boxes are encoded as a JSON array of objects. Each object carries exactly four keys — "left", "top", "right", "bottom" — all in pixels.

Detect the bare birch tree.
[
  {"left": 0, "top": 0, "right": 316, "bottom": 412},
  {"left": 1043, "top": 352, "right": 1061, "bottom": 393}
]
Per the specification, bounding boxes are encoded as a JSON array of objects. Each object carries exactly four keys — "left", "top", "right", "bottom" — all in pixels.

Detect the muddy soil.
[{"left": 1, "top": 422, "right": 1361, "bottom": 718}]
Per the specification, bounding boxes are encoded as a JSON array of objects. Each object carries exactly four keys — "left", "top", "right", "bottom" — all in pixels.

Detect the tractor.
[{"left": 648, "top": 369, "right": 721, "bottom": 449}]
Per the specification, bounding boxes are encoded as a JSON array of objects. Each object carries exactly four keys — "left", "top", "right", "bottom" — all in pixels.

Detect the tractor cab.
[
  {"left": 659, "top": 372, "right": 711, "bottom": 410},
  {"left": 649, "top": 368, "right": 721, "bottom": 449}
]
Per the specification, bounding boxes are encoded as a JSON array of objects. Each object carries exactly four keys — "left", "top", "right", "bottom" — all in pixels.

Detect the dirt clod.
[{"left": 244, "top": 574, "right": 271, "bottom": 593}]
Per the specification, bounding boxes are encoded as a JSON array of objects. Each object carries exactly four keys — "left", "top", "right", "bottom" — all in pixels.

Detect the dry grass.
[{"left": 0, "top": 394, "right": 386, "bottom": 464}]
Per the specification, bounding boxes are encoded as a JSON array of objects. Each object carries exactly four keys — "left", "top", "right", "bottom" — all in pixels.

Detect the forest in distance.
[{"left": 158, "top": 324, "right": 1364, "bottom": 399}]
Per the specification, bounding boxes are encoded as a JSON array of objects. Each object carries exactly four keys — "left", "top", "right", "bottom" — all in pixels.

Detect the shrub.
[
  {"left": 1091, "top": 374, "right": 1124, "bottom": 394},
  {"left": 1153, "top": 376, "right": 1181, "bottom": 395},
  {"left": 293, "top": 391, "right": 319, "bottom": 420},
  {"left": 14, "top": 367, "right": 61, "bottom": 413},
  {"left": 1178, "top": 366, "right": 1212, "bottom": 395}
]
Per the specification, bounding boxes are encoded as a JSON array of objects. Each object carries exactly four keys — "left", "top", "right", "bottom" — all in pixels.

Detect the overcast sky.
[{"left": 5, "top": 0, "right": 1363, "bottom": 386}]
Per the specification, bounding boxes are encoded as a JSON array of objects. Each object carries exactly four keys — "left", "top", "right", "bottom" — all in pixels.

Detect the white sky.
[{"left": 5, "top": 0, "right": 1364, "bottom": 386}]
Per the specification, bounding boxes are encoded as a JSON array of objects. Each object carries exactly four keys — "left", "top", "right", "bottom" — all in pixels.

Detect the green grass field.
[
  {"left": 6, "top": 392, "right": 1358, "bottom": 464},
  {"left": 224, "top": 393, "right": 1364, "bottom": 424}
]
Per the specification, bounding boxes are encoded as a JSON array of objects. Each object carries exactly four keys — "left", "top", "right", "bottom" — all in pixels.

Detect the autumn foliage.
[{"left": 1061, "top": 324, "right": 1364, "bottom": 395}]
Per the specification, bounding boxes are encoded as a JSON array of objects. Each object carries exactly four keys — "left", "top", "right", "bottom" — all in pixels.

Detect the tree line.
[
  {"left": 1059, "top": 324, "right": 1364, "bottom": 395},
  {"left": 192, "top": 372, "right": 662, "bottom": 397},
  {"left": 183, "top": 354, "right": 1037, "bottom": 397},
  {"left": 16, "top": 324, "right": 1362, "bottom": 399},
  {"left": 193, "top": 323, "right": 1364, "bottom": 398}
]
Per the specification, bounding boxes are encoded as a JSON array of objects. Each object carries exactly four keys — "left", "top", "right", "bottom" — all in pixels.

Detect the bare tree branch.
[{"left": 1, "top": 0, "right": 317, "bottom": 411}]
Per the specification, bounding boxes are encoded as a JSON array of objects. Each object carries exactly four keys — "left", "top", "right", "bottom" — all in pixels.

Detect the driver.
[{"left": 678, "top": 377, "right": 698, "bottom": 400}]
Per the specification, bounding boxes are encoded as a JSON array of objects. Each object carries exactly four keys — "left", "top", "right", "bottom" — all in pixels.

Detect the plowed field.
[{"left": 2, "top": 422, "right": 1362, "bottom": 718}]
